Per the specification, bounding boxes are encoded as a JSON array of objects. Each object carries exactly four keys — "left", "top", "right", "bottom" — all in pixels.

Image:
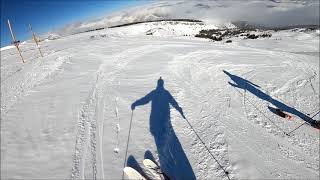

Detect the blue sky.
[{"left": 1, "top": 0, "right": 147, "bottom": 47}]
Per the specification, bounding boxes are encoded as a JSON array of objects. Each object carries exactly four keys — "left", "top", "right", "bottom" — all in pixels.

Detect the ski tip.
[
  {"left": 143, "top": 159, "right": 160, "bottom": 168},
  {"left": 123, "top": 167, "right": 145, "bottom": 180},
  {"left": 143, "top": 159, "right": 154, "bottom": 164}
]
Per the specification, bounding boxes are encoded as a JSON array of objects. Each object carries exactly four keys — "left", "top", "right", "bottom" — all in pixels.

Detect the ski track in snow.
[
  {"left": 168, "top": 47, "right": 319, "bottom": 179},
  {"left": 71, "top": 79, "right": 98, "bottom": 179},
  {"left": 169, "top": 52, "right": 232, "bottom": 179},
  {"left": 1, "top": 53, "right": 71, "bottom": 114},
  {"left": 71, "top": 44, "right": 165, "bottom": 179}
]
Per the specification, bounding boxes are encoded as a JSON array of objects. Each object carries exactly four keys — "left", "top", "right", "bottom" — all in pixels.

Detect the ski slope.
[{"left": 1, "top": 22, "right": 319, "bottom": 179}]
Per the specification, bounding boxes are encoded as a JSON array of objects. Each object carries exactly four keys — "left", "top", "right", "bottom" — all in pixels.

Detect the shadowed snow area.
[{"left": 1, "top": 1, "right": 319, "bottom": 179}]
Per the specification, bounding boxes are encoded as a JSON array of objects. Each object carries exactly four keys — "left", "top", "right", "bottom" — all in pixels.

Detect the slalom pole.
[
  {"left": 286, "top": 110, "right": 320, "bottom": 136},
  {"left": 122, "top": 110, "right": 134, "bottom": 179},
  {"left": 7, "top": 19, "right": 25, "bottom": 63},
  {"left": 185, "top": 118, "right": 231, "bottom": 180},
  {"left": 29, "top": 24, "right": 43, "bottom": 57}
]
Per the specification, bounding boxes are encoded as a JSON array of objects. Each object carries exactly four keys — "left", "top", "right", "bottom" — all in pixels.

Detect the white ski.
[
  {"left": 123, "top": 167, "right": 146, "bottom": 180},
  {"left": 142, "top": 159, "right": 166, "bottom": 180}
]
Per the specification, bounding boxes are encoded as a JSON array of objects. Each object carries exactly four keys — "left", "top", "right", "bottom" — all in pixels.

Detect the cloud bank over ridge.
[{"left": 56, "top": 0, "right": 319, "bottom": 35}]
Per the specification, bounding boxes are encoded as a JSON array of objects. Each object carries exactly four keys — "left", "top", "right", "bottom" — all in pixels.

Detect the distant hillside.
[
  {"left": 108, "top": 19, "right": 203, "bottom": 28},
  {"left": 232, "top": 21, "right": 320, "bottom": 31},
  {"left": 55, "top": 0, "right": 319, "bottom": 37}
]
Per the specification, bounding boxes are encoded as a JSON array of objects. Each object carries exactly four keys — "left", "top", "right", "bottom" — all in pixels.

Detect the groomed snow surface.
[{"left": 1, "top": 22, "right": 319, "bottom": 180}]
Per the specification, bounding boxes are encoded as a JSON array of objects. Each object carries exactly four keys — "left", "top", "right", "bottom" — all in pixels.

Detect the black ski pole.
[
  {"left": 286, "top": 110, "right": 319, "bottom": 136},
  {"left": 286, "top": 122, "right": 306, "bottom": 136},
  {"left": 310, "top": 110, "right": 320, "bottom": 118},
  {"left": 185, "top": 118, "right": 231, "bottom": 180},
  {"left": 122, "top": 110, "right": 134, "bottom": 179}
]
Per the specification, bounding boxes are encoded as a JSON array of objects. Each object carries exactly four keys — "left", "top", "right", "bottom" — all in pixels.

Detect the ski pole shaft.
[
  {"left": 122, "top": 110, "right": 134, "bottom": 179},
  {"left": 311, "top": 110, "right": 320, "bottom": 118},
  {"left": 286, "top": 122, "right": 306, "bottom": 135},
  {"left": 286, "top": 111, "right": 319, "bottom": 135},
  {"left": 185, "top": 118, "right": 230, "bottom": 180}
]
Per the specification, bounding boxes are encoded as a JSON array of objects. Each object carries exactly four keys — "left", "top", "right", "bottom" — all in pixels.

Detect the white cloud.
[{"left": 55, "top": 0, "right": 319, "bottom": 36}]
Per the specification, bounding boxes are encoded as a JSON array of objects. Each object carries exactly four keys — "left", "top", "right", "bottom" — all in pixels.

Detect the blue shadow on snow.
[
  {"left": 223, "top": 70, "right": 315, "bottom": 125},
  {"left": 131, "top": 77, "right": 196, "bottom": 180}
]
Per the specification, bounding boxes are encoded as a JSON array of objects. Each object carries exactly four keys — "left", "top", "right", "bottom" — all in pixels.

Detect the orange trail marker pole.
[
  {"left": 7, "top": 19, "right": 25, "bottom": 63},
  {"left": 29, "top": 24, "right": 43, "bottom": 57}
]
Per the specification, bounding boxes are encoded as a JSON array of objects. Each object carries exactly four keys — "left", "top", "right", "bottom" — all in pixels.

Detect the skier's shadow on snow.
[
  {"left": 223, "top": 70, "right": 314, "bottom": 124},
  {"left": 131, "top": 77, "right": 196, "bottom": 180}
]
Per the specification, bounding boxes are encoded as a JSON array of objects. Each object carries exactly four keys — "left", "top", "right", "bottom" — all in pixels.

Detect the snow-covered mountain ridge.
[{"left": 54, "top": 0, "right": 319, "bottom": 37}]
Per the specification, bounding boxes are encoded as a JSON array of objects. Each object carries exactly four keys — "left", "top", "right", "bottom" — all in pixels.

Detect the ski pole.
[
  {"left": 122, "top": 110, "right": 134, "bottom": 179},
  {"left": 185, "top": 118, "right": 231, "bottom": 180},
  {"left": 308, "top": 110, "right": 320, "bottom": 116},
  {"left": 286, "top": 111, "right": 319, "bottom": 136},
  {"left": 233, "top": 86, "right": 287, "bottom": 135},
  {"left": 310, "top": 110, "right": 320, "bottom": 118},
  {"left": 286, "top": 122, "right": 306, "bottom": 136}
]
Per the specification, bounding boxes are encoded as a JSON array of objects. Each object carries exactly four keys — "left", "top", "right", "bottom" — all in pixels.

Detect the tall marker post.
[
  {"left": 29, "top": 24, "right": 43, "bottom": 57},
  {"left": 7, "top": 19, "right": 25, "bottom": 63}
]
